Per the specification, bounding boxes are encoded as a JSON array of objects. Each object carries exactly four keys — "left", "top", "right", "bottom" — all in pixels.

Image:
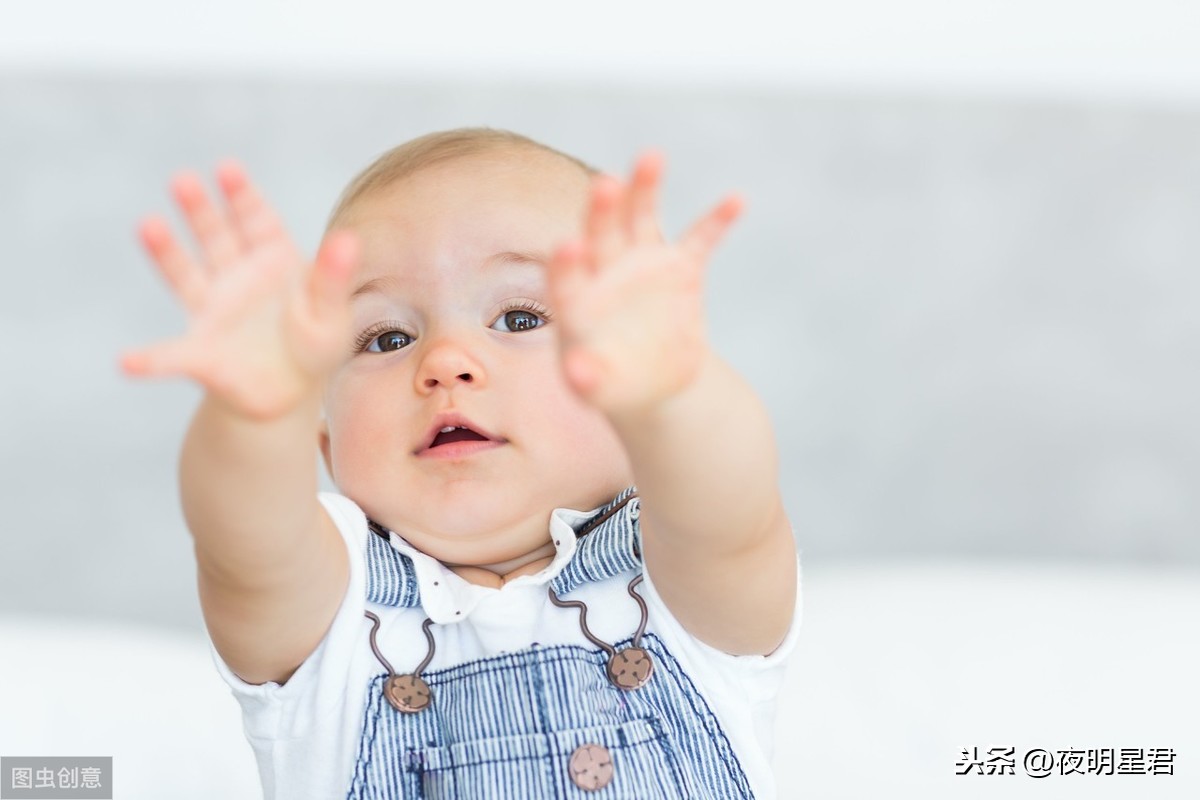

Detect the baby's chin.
[
  {"left": 396, "top": 522, "right": 552, "bottom": 571},
  {"left": 364, "top": 498, "right": 554, "bottom": 564}
]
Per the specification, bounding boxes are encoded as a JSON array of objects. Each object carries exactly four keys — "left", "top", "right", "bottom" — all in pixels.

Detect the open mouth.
[
  {"left": 417, "top": 414, "right": 506, "bottom": 457},
  {"left": 429, "top": 425, "right": 490, "bottom": 448}
]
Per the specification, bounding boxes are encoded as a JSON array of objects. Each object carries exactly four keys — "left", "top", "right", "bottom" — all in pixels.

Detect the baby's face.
[{"left": 319, "top": 150, "right": 634, "bottom": 567}]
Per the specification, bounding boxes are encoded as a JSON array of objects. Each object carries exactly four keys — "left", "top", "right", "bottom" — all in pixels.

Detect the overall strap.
[
  {"left": 364, "top": 527, "right": 422, "bottom": 608},
  {"left": 549, "top": 486, "right": 642, "bottom": 596},
  {"left": 363, "top": 486, "right": 643, "bottom": 609}
]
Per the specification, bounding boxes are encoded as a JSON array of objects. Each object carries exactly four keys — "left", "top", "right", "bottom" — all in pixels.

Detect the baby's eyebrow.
[
  {"left": 350, "top": 250, "right": 548, "bottom": 299},
  {"left": 486, "top": 250, "right": 549, "bottom": 269}
]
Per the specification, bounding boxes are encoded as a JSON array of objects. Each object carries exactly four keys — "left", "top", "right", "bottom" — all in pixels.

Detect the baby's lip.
[{"left": 417, "top": 411, "right": 506, "bottom": 453}]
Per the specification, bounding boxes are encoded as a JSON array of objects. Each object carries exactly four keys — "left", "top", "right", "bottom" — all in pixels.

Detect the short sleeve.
[
  {"left": 638, "top": 547, "right": 802, "bottom": 773},
  {"left": 683, "top": 551, "right": 803, "bottom": 668},
  {"left": 207, "top": 492, "right": 368, "bottom": 740},
  {"left": 639, "top": 549, "right": 803, "bottom": 699}
]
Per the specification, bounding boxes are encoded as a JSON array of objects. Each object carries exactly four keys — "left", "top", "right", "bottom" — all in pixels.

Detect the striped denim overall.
[{"left": 346, "top": 486, "right": 755, "bottom": 799}]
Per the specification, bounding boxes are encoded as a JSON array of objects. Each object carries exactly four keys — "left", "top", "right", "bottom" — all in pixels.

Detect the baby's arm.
[
  {"left": 122, "top": 163, "right": 360, "bottom": 685},
  {"left": 547, "top": 152, "right": 796, "bottom": 656},
  {"left": 182, "top": 396, "right": 347, "bottom": 686}
]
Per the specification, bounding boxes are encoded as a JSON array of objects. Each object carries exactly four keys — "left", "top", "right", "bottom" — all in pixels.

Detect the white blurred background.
[{"left": 1, "top": 2, "right": 1197, "bottom": 798}]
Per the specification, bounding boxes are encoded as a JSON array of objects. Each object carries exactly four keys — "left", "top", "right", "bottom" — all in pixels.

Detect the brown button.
[
  {"left": 606, "top": 646, "right": 653, "bottom": 690},
  {"left": 385, "top": 673, "right": 431, "bottom": 713},
  {"left": 569, "top": 743, "right": 613, "bottom": 791}
]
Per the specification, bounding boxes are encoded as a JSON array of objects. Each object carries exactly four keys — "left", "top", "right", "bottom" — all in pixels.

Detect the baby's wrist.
[{"left": 200, "top": 383, "right": 325, "bottom": 428}]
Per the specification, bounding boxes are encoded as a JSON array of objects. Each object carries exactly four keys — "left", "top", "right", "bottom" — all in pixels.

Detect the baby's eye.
[
  {"left": 356, "top": 327, "right": 414, "bottom": 353},
  {"left": 490, "top": 302, "right": 552, "bottom": 334}
]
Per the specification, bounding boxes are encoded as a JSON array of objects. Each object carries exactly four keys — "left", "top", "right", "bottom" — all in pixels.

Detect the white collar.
[{"left": 382, "top": 503, "right": 605, "bottom": 624}]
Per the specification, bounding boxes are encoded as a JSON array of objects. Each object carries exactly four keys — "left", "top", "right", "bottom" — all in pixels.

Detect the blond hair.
[{"left": 324, "top": 127, "right": 600, "bottom": 232}]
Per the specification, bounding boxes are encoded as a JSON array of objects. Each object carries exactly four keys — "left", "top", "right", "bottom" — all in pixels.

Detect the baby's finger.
[
  {"left": 171, "top": 170, "right": 244, "bottom": 276},
  {"left": 138, "top": 215, "right": 207, "bottom": 313},
  {"left": 304, "top": 230, "right": 361, "bottom": 324},
  {"left": 628, "top": 150, "right": 665, "bottom": 245},
  {"left": 585, "top": 174, "right": 626, "bottom": 271},
  {"left": 545, "top": 238, "right": 589, "bottom": 325},
  {"left": 119, "top": 337, "right": 198, "bottom": 381},
  {"left": 216, "top": 160, "right": 288, "bottom": 251},
  {"left": 563, "top": 348, "right": 604, "bottom": 399},
  {"left": 679, "top": 193, "right": 745, "bottom": 263}
]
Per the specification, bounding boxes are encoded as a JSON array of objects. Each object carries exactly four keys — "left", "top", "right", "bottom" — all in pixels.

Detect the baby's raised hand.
[
  {"left": 120, "top": 162, "right": 360, "bottom": 420},
  {"left": 547, "top": 151, "right": 743, "bottom": 417}
]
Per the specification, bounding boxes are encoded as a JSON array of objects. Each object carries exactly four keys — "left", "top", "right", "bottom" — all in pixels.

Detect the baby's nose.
[
  {"left": 414, "top": 339, "right": 485, "bottom": 391},
  {"left": 423, "top": 371, "right": 473, "bottom": 388}
]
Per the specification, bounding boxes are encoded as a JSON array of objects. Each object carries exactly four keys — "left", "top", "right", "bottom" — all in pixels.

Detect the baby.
[{"left": 122, "top": 128, "right": 801, "bottom": 799}]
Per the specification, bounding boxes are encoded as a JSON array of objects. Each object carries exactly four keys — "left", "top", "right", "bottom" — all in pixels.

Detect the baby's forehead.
[
  {"left": 351, "top": 173, "right": 585, "bottom": 252},
  {"left": 348, "top": 230, "right": 553, "bottom": 308},
  {"left": 368, "top": 149, "right": 589, "bottom": 209},
  {"left": 354, "top": 249, "right": 547, "bottom": 293}
]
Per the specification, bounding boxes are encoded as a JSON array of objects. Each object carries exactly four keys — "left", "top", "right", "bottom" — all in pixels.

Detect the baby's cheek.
[
  {"left": 543, "top": 380, "right": 603, "bottom": 436},
  {"left": 542, "top": 385, "right": 631, "bottom": 476},
  {"left": 327, "top": 390, "right": 406, "bottom": 476}
]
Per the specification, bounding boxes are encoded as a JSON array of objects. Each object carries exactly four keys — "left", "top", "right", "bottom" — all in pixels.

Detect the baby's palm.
[
  {"left": 548, "top": 151, "right": 742, "bottom": 416},
  {"left": 121, "top": 162, "right": 359, "bottom": 420}
]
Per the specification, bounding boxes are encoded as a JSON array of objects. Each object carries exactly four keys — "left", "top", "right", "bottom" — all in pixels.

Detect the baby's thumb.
[
  {"left": 119, "top": 337, "right": 197, "bottom": 381},
  {"left": 563, "top": 349, "right": 602, "bottom": 398},
  {"left": 307, "top": 230, "right": 361, "bottom": 322}
]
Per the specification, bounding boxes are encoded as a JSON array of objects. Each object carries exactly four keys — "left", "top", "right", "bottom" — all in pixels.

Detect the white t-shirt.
[{"left": 210, "top": 492, "right": 803, "bottom": 799}]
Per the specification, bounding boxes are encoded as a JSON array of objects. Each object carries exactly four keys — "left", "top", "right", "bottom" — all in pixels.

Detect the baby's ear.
[{"left": 317, "top": 414, "right": 334, "bottom": 481}]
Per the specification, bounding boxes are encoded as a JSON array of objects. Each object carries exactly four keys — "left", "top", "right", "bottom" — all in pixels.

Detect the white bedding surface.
[
  {"left": 775, "top": 560, "right": 1200, "bottom": 799},
  {"left": 0, "top": 615, "right": 261, "bottom": 799}
]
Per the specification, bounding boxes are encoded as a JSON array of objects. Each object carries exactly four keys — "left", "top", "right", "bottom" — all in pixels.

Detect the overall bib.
[{"left": 345, "top": 487, "right": 755, "bottom": 799}]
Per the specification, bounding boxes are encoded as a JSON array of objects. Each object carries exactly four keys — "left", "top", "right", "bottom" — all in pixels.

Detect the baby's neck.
[{"left": 443, "top": 540, "right": 558, "bottom": 589}]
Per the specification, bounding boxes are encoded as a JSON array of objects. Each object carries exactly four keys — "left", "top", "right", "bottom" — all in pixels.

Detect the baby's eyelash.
[
  {"left": 353, "top": 321, "right": 412, "bottom": 353},
  {"left": 501, "top": 299, "right": 554, "bottom": 321}
]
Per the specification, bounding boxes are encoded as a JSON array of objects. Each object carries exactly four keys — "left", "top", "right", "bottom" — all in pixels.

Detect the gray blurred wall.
[{"left": 2, "top": 73, "right": 1197, "bottom": 632}]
